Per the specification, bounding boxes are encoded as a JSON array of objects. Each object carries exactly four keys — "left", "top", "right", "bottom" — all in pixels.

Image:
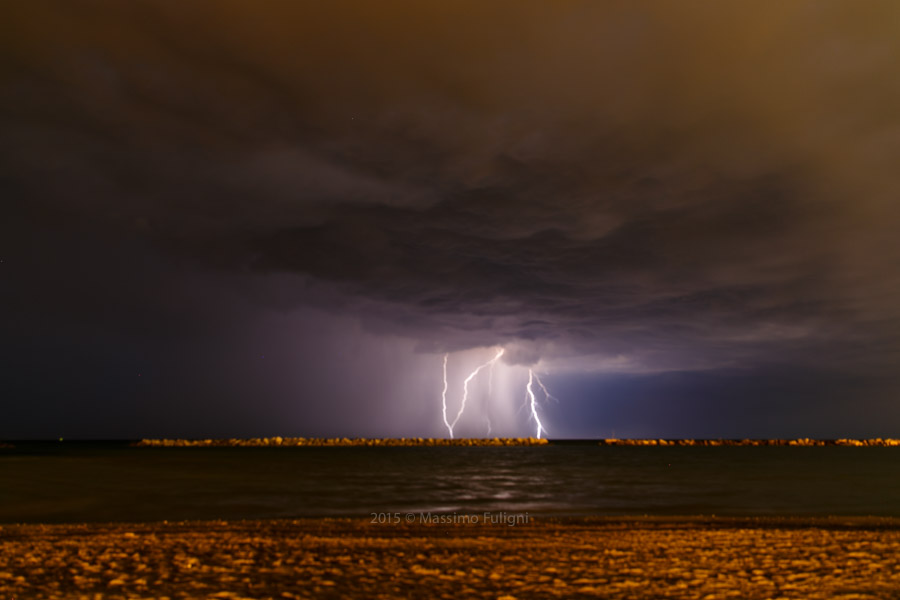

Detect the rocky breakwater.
[
  {"left": 133, "top": 437, "right": 550, "bottom": 447},
  {"left": 598, "top": 438, "right": 900, "bottom": 446}
]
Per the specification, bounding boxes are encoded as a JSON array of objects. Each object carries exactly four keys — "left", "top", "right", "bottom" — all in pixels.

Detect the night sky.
[{"left": 3, "top": 2, "right": 900, "bottom": 439}]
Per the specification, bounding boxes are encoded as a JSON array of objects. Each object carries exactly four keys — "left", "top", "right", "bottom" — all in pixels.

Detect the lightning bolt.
[
  {"left": 438, "top": 349, "right": 556, "bottom": 439},
  {"left": 526, "top": 369, "right": 546, "bottom": 439},
  {"left": 449, "top": 348, "right": 505, "bottom": 437},
  {"left": 533, "top": 372, "right": 559, "bottom": 404},
  {"left": 440, "top": 353, "right": 452, "bottom": 437}
]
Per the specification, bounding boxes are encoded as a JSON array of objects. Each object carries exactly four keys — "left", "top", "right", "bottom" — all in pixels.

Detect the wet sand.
[{"left": 2, "top": 517, "right": 900, "bottom": 599}]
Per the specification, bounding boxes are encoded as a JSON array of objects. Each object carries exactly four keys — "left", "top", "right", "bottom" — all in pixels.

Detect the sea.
[{"left": 1, "top": 441, "right": 899, "bottom": 523}]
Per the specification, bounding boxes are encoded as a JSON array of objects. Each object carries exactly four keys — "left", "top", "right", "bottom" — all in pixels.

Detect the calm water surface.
[{"left": 1, "top": 442, "right": 899, "bottom": 523}]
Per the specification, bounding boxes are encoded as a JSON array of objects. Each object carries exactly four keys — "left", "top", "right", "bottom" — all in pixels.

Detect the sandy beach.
[{"left": 2, "top": 517, "right": 899, "bottom": 599}]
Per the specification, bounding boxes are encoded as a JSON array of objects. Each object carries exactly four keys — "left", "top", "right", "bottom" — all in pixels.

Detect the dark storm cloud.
[{"left": 3, "top": 0, "right": 900, "bottom": 385}]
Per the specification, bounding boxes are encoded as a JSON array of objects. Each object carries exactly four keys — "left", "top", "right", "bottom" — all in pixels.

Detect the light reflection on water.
[{"left": 1, "top": 443, "right": 899, "bottom": 523}]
